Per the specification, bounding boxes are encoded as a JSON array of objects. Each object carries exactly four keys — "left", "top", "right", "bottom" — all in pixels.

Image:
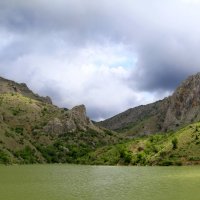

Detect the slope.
[
  {"left": 82, "top": 122, "right": 200, "bottom": 166},
  {"left": 0, "top": 78, "right": 120, "bottom": 164}
]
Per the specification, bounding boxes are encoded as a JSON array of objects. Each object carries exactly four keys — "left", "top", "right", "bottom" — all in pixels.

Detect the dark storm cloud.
[
  {"left": 132, "top": 41, "right": 200, "bottom": 91},
  {"left": 1, "top": 0, "right": 200, "bottom": 119}
]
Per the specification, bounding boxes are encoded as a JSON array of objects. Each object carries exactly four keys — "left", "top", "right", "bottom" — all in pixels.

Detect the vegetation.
[
  {"left": 0, "top": 93, "right": 121, "bottom": 164},
  {"left": 77, "top": 123, "right": 200, "bottom": 166},
  {"left": 1, "top": 92, "right": 200, "bottom": 166},
  {"left": 172, "top": 137, "right": 178, "bottom": 149},
  {"left": 0, "top": 150, "right": 10, "bottom": 164}
]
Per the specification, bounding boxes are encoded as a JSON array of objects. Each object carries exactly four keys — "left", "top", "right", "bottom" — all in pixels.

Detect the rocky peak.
[
  {"left": 70, "top": 104, "right": 92, "bottom": 128},
  {"left": 44, "top": 104, "right": 97, "bottom": 135},
  {"left": 163, "top": 72, "right": 200, "bottom": 130},
  {"left": 71, "top": 105, "right": 88, "bottom": 121}
]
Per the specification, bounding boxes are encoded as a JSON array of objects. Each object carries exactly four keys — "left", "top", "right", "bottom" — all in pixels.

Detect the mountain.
[
  {"left": 98, "top": 72, "right": 200, "bottom": 136},
  {"left": 2, "top": 72, "right": 200, "bottom": 166},
  {"left": 0, "top": 77, "right": 119, "bottom": 164}
]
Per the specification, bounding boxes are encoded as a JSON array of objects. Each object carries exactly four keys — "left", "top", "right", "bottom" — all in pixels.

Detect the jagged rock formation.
[
  {"left": 44, "top": 105, "right": 99, "bottom": 134},
  {"left": 98, "top": 72, "right": 200, "bottom": 135}
]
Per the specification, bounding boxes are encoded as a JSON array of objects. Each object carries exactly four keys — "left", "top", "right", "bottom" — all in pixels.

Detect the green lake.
[{"left": 0, "top": 165, "right": 200, "bottom": 200}]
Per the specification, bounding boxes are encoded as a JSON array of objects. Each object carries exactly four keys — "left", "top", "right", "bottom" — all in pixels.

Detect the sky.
[{"left": 1, "top": 0, "right": 200, "bottom": 120}]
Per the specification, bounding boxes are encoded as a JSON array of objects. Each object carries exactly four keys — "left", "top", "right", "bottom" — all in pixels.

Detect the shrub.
[
  {"left": 172, "top": 138, "right": 178, "bottom": 150},
  {"left": 118, "top": 146, "right": 132, "bottom": 164},
  {"left": 11, "top": 108, "right": 21, "bottom": 116},
  {"left": 15, "top": 127, "right": 24, "bottom": 135},
  {"left": 159, "top": 160, "right": 173, "bottom": 166},
  {"left": 15, "top": 146, "right": 37, "bottom": 164},
  {"left": 0, "top": 150, "right": 10, "bottom": 164},
  {"left": 135, "top": 152, "right": 147, "bottom": 165}
]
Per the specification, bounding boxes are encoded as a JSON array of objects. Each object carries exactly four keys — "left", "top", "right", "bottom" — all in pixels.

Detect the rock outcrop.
[
  {"left": 163, "top": 72, "right": 200, "bottom": 130},
  {"left": 44, "top": 105, "right": 97, "bottom": 135}
]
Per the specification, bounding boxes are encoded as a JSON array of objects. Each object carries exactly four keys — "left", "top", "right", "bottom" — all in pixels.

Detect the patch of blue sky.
[{"left": 109, "top": 57, "right": 137, "bottom": 68}]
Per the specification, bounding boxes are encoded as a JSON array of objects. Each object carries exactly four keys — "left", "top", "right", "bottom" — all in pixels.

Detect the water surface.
[{"left": 0, "top": 165, "right": 200, "bottom": 200}]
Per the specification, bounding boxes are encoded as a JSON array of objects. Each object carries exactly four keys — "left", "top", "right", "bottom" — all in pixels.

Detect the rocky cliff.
[
  {"left": 98, "top": 72, "right": 200, "bottom": 135},
  {"left": 163, "top": 73, "right": 200, "bottom": 130}
]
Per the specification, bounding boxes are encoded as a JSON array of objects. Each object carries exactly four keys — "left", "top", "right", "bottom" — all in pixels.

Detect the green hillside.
[
  {"left": 81, "top": 122, "right": 200, "bottom": 166},
  {"left": 0, "top": 93, "right": 120, "bottom": 164}
]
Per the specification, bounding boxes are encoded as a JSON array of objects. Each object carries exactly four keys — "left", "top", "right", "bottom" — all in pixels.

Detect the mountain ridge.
[
  {"left": 98, "top": 72, "right": 200, "bottom": 136},
  {"left": 1, "top": 72, "right": 200, "bottom": 165}
]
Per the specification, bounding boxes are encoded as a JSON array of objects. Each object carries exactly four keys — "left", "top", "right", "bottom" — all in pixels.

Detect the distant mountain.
[
  {"left": 0, "top": 77, "right": 119, "bottom": 164},
  {"left": 98, "top": 72, "right": 200, "bottom": 136}
]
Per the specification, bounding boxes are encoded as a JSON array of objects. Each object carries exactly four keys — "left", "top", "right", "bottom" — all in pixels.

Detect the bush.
[
  {"left": 189, "top": 156, "right": 200, "bottom": 161},
  {"left": 159, "top": 160, "right": 173, "bottom": 166},
  {"left": 11, "top": 108, "right": 21, "bottom": 116},
  {"left": 134, "top": 152, "right": 147, "bottom": 165},
  {"left": 172, "top": 138, "right": 178, "bottom": 150},
  {"left": 117, "top": 146, "right": 132, "bottom": 164},
  {"left": 15, "top": 127, "right": 24, "bottom": 135},
  {"left": 0, "top": 150, "right": 10, "bottom": 164},
  {"left": 15, "top": 146, "right": 37, "bottom": 164}
]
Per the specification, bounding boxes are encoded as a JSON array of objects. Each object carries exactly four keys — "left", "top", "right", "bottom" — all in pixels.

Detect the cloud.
[
  {"left": 0, "top": 42, "right": 142, "bottom": 120},
  {"left": 0, "top": 0, "right": 200, "bottom": 120}
]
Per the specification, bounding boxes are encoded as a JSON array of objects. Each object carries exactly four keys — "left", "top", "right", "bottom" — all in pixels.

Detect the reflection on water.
[{"left": 0, "top": 165, "right": 200, "bottom": 200}]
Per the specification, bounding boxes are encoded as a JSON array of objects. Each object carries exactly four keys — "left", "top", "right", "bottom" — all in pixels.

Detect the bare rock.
[
  {"left": 44, "top": 104, "right": 96, "bottom": 135},
  {"left": 44, "top": 118, "right": 63, "bottom": 135},
  {"left": 163, "top": 72, "right": 200, "bottom": 131}
]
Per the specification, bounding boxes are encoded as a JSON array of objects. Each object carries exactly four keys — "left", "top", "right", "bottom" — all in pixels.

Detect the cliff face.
[
  {"left": 163, "top": 73, "right": 200, "bottom": 131},
  {"left": 98, "top": 72, "right": 200, "bottom": 135}
]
